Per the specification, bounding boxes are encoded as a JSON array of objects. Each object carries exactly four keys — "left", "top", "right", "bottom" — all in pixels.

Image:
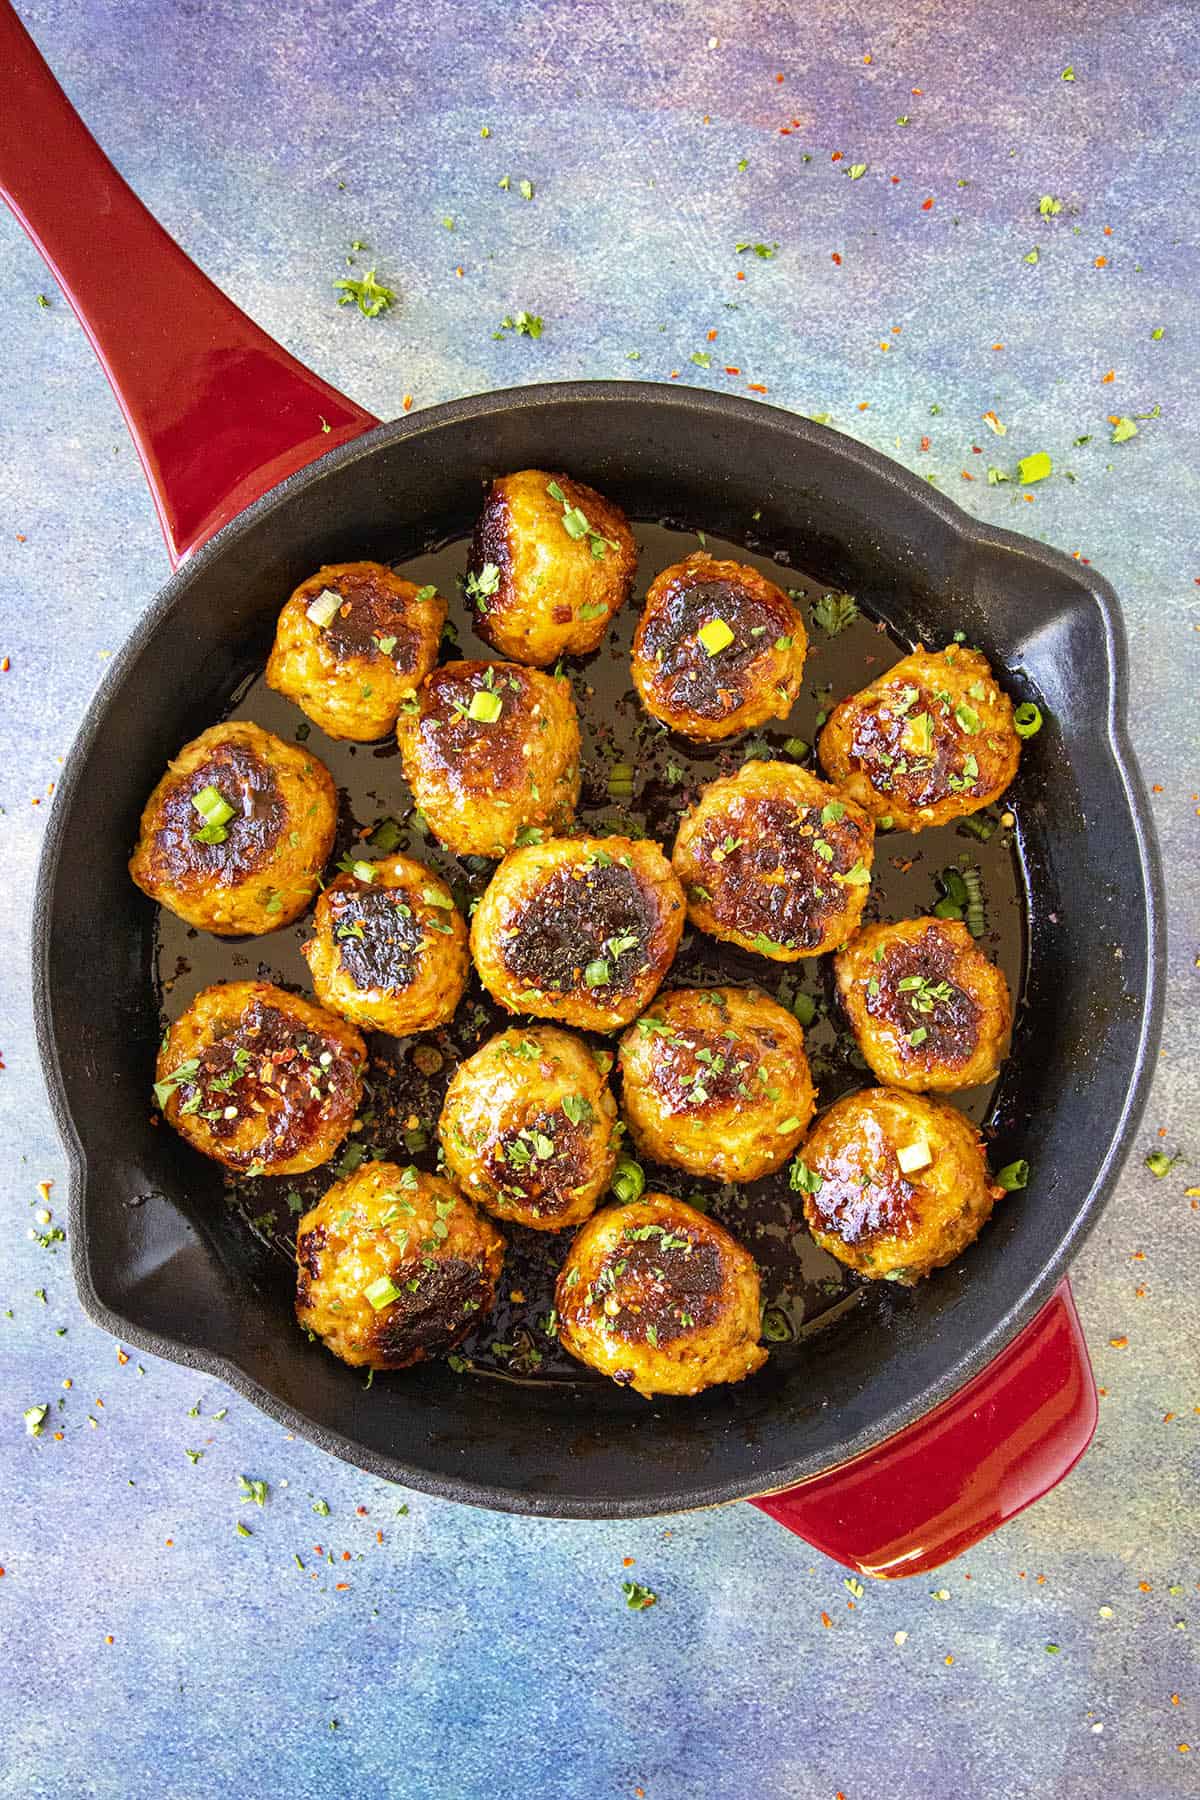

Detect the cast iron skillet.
[{"left": 2, "top": 6, "right": 1164, "bottom": 1570}]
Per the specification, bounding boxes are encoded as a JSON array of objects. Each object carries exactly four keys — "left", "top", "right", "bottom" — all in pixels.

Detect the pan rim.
[{"left": 32, "top": 380, "right": 1167, "bottom": 1516}]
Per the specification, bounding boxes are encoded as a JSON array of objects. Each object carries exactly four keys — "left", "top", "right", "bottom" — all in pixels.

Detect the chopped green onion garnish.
[
  {"left": 610, "top": 1156, "right": 645, "bottom": 1203},
  {"left": 782, "top": 736, "right": 809, "bottom": 760},
  {"left": 583, "top": 958, "right": 611, "bottom": 987},
  {"left": 306, "top": 587, "right": 343, "bottom": 628},
  {"left": 364, "top": 1275, "right": 403, "bottom": 1311},
  {"left": 192, "top": 785, "right": 234, "bottom": 827},
  {"left": 1017, "top": 452, "right": 1052, "bottom": 485},
  {"left": 352, "top": 860, "right": 376, "bottom": 883},
  {"left": 698, "top": 618, "right": 735, "bottom": 656},
  {"left": 996, "top": 1159, "right": 1030, "bottom": 1191},
  {"left": 1014, "top": 701, "right": 1043, "bottom": 738},
  {"left": 468, "top": 689, "right": 503, "bottom": 723}
]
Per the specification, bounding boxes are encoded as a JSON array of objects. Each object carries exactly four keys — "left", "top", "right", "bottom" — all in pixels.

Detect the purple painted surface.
[{"left": 0, "top": 2, "right": 1196, "bottom": 1795}]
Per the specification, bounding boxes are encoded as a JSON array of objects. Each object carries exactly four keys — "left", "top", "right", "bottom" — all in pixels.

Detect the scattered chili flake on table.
[
  {"left": 821, "top": 1611, "right": 833, "bottom": 1627},
  {"left": 921, "top": 197, "right": 934, "bottom": 211}
]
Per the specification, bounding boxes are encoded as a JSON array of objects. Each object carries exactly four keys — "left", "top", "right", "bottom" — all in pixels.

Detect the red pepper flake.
[
  {"left": 38, "top": 1181, "right": 53, "bottom": 1204},
  {"left": 105, "top": 1634, "right": 114, "bottom": 1644},
  {"left": 912, "top": 87, "right": 923, "bottom": 95},
  {"left": 313, "top": 1544, "right": 323, "bottom": 1555},
  {"left": 1109, "top": 1336, "right": 1129, "bottom": 1348},
  {"left": 670, "top": 369, "right": 681, "bottom": 377},
  {"left": 736, "top": 270, "right": 746, "bottom": 281},
  {"left": 779, "top": 127, "right": 792, "bottom": 136},
  {"left": 376, "top": 1528, "right": 383, "bottom": 1543},
  {"left": 724, "top": 365, "right": 741, "bottom": 374},
  {"left": 1139, "top": 1581, "right": 1153, "bottom": 1591},
  {"left": 1104, "top": 225, "right": 1113, "bottom": 236},
  {"left": 342, "top": 1550, "right": 351, "bottom": 1561},
  {"left": 15, "top": 534, "right": 25, "bottom": 543},
  {"left": 961, "top": 471, "right": 976, "bottom": 481},
  {"left": 748, "top": 383, "right": 768, "bottom": 394},
  {"left": 356, "top": 1505, "right": 368, "bottom": 1516},
  {"left": 831, "top": 252, "right": 842, "bottom": 265},
  {"left": 821, "top": 1611, "right": 833, "bottom": 1627},
  {"left": 165, "top": 1538, "right": 174, "bottom": 1547},
  {"left": 831, "top": 151, "right": 844, "bottom": 162},
  {"left": 1101, "top": 369, "right": 1115, "bottom": 383},
  {"left": 1134, "top": 1285, "right": 1146, "bottom": 1298},
  {"left": 858, "top": 401, "right": 869, "bottom": 410},
  {"left": 335, "top": 1582, "right": 350, "bottom": 1591},
  {"left": 992, "top": 342, "right": 1005, "bottom": 351},
  {"left": 921, "top": 196, "right": 934, "bottom": 211},
  {"left": 1152, "top": 784, "right": 1164, "bottom": 794},
  {"left": 706, "top": 328, "right": 718, "bottom": 341},
  {"left": 0, "top": 657, "right": 9, "bottom": 673},
  {"left": 1095, "top": 256, "right": 1107, "bottom": 268},
  {"left": 402, "top": 394, "right": 414, "bottom": 412},
  {"left": 623, "top": 1556, "right": 636, "bottom": 1567},
  {"left": 920, "top": 436, "right": 931, "bottom": 451},
  {"left": 1164, "top": 1411, "right": 1176, "bottom": 1421},
  {"left": 775, "top": 72, "right": 784, "bottom": 82},
  {"left": 0, "top": 1567, "right": 6, "bottom": 1578},
  {"left": 891, "top": 175, "right": 900, "bottom": 184}
]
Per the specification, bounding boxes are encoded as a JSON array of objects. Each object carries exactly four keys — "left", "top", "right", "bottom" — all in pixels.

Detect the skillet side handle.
[
  {"left": 750, "top": 1280, "right": 1097, "bottom": 1579},
  {"left": 0, "top": 3, "right": 379, "bottom": 568}
]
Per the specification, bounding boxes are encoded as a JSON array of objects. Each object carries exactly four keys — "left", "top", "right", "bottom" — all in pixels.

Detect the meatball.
[
  {"left": 155, "top": 980, "right": 365, "bottom": 1176},
  {"left": 555, "top": 1194, "right": 767, "bottom": 1397},
  {"left": 466, "top": 469, "right": 638, "bottom": 665},
  {"left": 618, "top": 986, "right": 815, "bottom": 1182},
  {"left": 672, "top": 761, "right": 874, "bottom": 961},
  {"left": 630, "top": 552, "right": 808, "bottom": 741},
  {"left": 295, "top": 1162, "right": 504, "bottom": 1369},
  {"left": 795, "top": 1087, "right": 1004, "bottom": 1284},
  {"left": 265, "top": 561, "right": 445, "bottom": 741},
  {"left": 438, "top": 1025, "right": 619, "bottom": 1230},
  {"left": 818, "top": 644, "right": 1021, "bottom": 832},
  {"left": 129, "top": 721, "right": 336, "bottom": 935},
  {"left": 302, "top": 854, "right": 468, "bottom": 1037},
  {"left": 396, "top": 660, "right": 581, "bottom": 857},
  {"left": 834, "top": 917, "right": 1013, "bottom": 1092},
  {"left": 470, "top": 835, "right": 686, "bottom": 1031}
]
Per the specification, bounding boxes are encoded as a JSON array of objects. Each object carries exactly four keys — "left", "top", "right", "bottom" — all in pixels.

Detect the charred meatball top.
[
  {"left": 466, "top": 469, "right": 638, "bottom": 665},
  {"left": 631, "top": 552, "right": 808, "bottom": 741},
  {"left": 129, "top": 721, "right": 336, "bottom": 936},
  {"left": 818, "top": 643, "right": 1020, "bottom": 831}
]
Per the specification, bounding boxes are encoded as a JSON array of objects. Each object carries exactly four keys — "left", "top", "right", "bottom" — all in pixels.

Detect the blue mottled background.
[{"left": 1, "top": 2, "right": 1197, "bottom": 1795}]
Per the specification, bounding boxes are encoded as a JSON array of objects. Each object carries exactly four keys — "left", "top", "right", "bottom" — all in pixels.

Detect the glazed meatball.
[
  {"left": 555, "top": 1194, "right": 767, "bottom": 1397},
  {"left": 834, "top": 917, "right": 1013, "bottom": 1092},
  {"left": 466, "top": 469, "right": 638, "bottom": 665},
  {"left": 155, "top": 980, "right": 365, "bottom": 1176},
  {"left": 470, "top": 835, "right": 686, "bottom": 1031},
  {"left": 618, "top": 986, "right": 815, "bottom": 1182},
  {"left": 818, "top": 644, "right": 1021, "bottom": 832},
  {"left": 795, "top": 1087, "right": 1004, "bottom": 1284},
  {"left": 672, "top": 761, "right": 874, "bottom": 961},
  {"left": 129, "top": 721, "right": 336, "bottom": 935},
  {"left": 439, "top": 1025, "right": 619, "bottom": 1230},
  {"left": 396, "top": 660, "right": 581, "bottom": 857},
  {"left": 295, "top": 1162, "right": 504, "bottom": 1369},
  {"left": 302, "top": 854, "right": 468, "bottom": 1037},
  {"left": 266, "top": 561, "right": 445, "bottom": 741},
  {"left": 631, "top": 552, "right": 808, "bottom": 741}
]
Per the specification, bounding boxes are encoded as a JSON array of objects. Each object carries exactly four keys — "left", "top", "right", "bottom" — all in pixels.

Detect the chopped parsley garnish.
[
  {"left": 622, "top": 1580, "right": 657, "bottom": 1609},
  {"left": 464, "top": 562, "right": 501, "bottom": 608},
  {"left": 812, "top": 591, "right": 859, "bottom": 635},
  {"left": 494, "top": 310, "right": 544, "bottom": 339},
  {"left": 333, "top": 269, "right": 397, "bottom": 318},
  {"left": 1144, "top": 1149, "right": 1179, "bottom": 1179},
  {"left": 996, "top": 1159, "right": 1030, "bottom": 1191},
  {"left": 237, "top": 1474, "right": 269, "bottom": 1507},
  {"left": 561, "top": 1094, "right": 594, "bottom": 1126},
  {"left": 788, "top": 1158, "right": 823, "bottom": 1195},
  {"left": 735, "top": 240, "right": 778, "bottom": 259}
]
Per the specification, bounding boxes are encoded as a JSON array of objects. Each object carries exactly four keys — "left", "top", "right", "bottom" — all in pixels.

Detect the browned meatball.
[
  {"left": 466, "top": 469, "right": 638, "bottom": 665},
  {"left": 470, "top": 835, "right": 686, "bottom": 1031},
  {"left": 795, "top": 1087, "right": 1004, "bottom": 1283},
  {"left": 266, "top": 561, "right": 446, "bottom": 741},
  {"left": 631, "top": 552, "right": 808, "bottom": 740},
  {"left": 155, "top": 981, "right": 365, "bottom": 1176},
  {"left": 555, "top": 1194, "right": 768, "bottom": 1397},
  {"left": 834, "top": 918, "right": 1013, "bottom": 1092},
  {"left": 672, "top": 760, "right": 874, "bottom": 960},
  {"left": 129, "top": 721, "right": 336, "bottom": 935},
  {"left": 618, "top": 986, "right": 815, "bottom": 1182},
  {"left": 302, "top": 855, "right": 468, "bottom": 1036},
  {"left": 818, "top": 644, "right": 1021, "bottom": 831},
  {"left": 438, "top": 1026, "right": 619, "bottom": 1229},
  {"left": 295, "top": 1162, "right": 504, "bottom": 1369},
  {"left": 396, "top": 660, "right": 581, "bottom": 857}
]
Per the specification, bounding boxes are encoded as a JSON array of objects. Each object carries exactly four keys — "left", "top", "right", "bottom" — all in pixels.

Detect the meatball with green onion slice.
[
  {"left": 303, "top": 854, "right": 468, "bottom": 1037},
  {"left": 396, "top": 660, "right": 581, "bottom": 857},
  {"left": 631, "top": 552, "right": 807, "bottom": 740},
  {"left": 439, "top": 1025, "right": 619, "bottom": 1230},
  {"left": 266, "top": 561, "right": 446, "bottom": 741},
  {"left": 555, "top": 1194, "right": 768, "bottom": 1397},
  {"left": 618, "top": 985, "right": 815, "bottom": 1182},
  {"left": 834, "top": 917, "right": 1012, "bottom": 1092},
  {"left": 672, "top": 760, "right": 874, "bottom": 960},
  {"left": 155, "top": 980, "right": 365, "bottom": 1176},
  {"left": 295, "top": 1162, "right": 504, "bottom": 1370},
  {"left": 818, "top": 644, "right": 1020, "bottom": 831},
  {"left": 470, "top": 835, "right": 686, "bottom": 1031},
  {"left": 466, "top": 469, "right": 638, "bottom": 665},
  {"left": 795, "top": 1087, "right": 1004, "bottom": 1284},
  {"left": 129, "top": 721, "right": 336, "bottom": 935}
]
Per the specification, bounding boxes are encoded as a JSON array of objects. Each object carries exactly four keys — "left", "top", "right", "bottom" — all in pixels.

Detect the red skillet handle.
[
  {"left": 751, "top": 1280, "right": 1097, "bottom": 1578},
  {"left": 0, "top": 3, "right": 379, "bottom": 567}
]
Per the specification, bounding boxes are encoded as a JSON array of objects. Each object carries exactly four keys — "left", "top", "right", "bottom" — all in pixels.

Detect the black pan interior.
[{"left": 36, "top": 386, "right": 1161, "bottom": 1515}]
